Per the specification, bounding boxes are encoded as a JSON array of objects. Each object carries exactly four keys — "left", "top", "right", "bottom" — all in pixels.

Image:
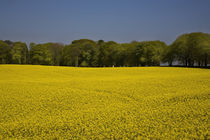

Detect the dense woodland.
[{"left": 0, "top": 32, "right": 209, "bottom": 67}]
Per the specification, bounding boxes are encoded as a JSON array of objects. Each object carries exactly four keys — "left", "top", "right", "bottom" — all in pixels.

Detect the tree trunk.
[
  {"left": 198, "top": 61, "right": 201, "bottom": 67},
  {"left": 205, "top": 58, "right": 207, "bottom": 67},
  {"left": 204, "top": 54, "right": 208, "bottom": 67},
  {"left": 75, "top": 56, "right": 78, "bottom": 67},
  {"left": 185, "top": 59, "right": 188, "bottom": 67}
]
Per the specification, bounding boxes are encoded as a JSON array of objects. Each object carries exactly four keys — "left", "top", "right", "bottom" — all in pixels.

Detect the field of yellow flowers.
[{"left": 0, "top": 65, "right": 209, "bottom": 139}]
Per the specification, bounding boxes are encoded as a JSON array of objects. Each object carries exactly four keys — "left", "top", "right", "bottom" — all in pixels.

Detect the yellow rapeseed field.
[{"left": 0, "top": 65, "right": 209, "bottom": 139}]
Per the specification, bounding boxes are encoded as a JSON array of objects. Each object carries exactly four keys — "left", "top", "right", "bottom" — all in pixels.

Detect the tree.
[
  {"left": 29, "top": 43, "right": 53, "bottom": 65},
  {"left": 47, "top": 43, "right": 64, "bottom": 66},
  {"left": 0, "top": 41, "right": 11, "bottom": 64},
  {"left": 1, "top": 32, "right": 209, "bottom": 67},
  {"left": 97, "top": 40, "right": 105, "bottom": 66},
  {"left": 136, "top": 41, "right": 167, "bottom": 66},
  {"left": 98, "top": 41, "right": 119, "bottom": 67},
  {"left": 169, "top": 32, "right": 210, "bottom": 66},
  {"left": 161, "top": 45, "right": 175, "bottom": 66},
  {"left": 62, "top": 44, "right": 81, "bottom": 66},
  {"left": 118, "top": 42, "right": 139, "bottom": 67},
  {"left": 79, "top": 40, "right": 98, "bottom": 67},
  {"left": 62, "top": 39, "right": 98, "bottom": 67},
  {"left": 10, "top": 42, "right": 28, "bottom": 64}
]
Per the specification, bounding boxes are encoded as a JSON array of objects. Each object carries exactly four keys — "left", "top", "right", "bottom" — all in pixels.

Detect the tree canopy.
[
  {"left": 163, "top": 32, "right": 210, "bottom": 67},
  {"left": 0, "top": 32, "right": 209, "bottom": 67}
]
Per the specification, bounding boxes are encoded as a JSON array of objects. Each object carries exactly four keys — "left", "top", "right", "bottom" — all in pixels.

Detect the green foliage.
[
  {"left": 117, "top": 43, "right": 138, "bottom": 66},
  {"left": 98, "top": 41, "right": 119, "bottom": 67},
  {"left": 61, "top": 44, "right": 81, "bottom": 66},
  {"left": 0, "top": 32, "right": 209, "bottom": 67},
  {"left": 30, "top": 43, "right": 53, "bottom": 65},
  {"left": 10, "top": 42, "right": 28, "bottom": 64},
  {"left": 48, "top": 43, "right": 64, "bottom": 66},
  {"left": 167, "top": 32, "right": 210, "bottom": 66},
  {"left": 62, "top": 39, "right": 98, "bottom": 67},
  {"left": 136, "top": 41, "right": 167, "bottom": 66},
  {"left": 0, "top": 40, "right": 10, "bottom": 64}
]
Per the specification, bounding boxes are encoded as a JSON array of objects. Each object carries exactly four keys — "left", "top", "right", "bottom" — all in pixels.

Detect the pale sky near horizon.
[{"left": 0, "top": 0, "right": 210, "bottom": 45}]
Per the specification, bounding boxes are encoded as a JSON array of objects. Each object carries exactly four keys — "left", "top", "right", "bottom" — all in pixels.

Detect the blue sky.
[{"left": 0, "top": 0, "right": 210, "bottom": 45}]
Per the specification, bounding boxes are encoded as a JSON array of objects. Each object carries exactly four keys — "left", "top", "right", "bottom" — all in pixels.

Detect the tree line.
[{"left": 0, "top": 32, "right": 209, "bottom": 67}]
